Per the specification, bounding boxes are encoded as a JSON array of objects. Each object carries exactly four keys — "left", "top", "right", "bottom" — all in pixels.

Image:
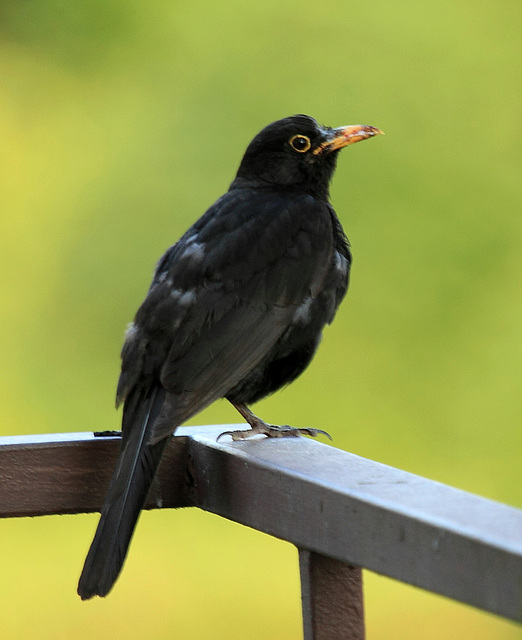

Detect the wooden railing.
[{"left": 1, "top": 426, "right": 521, "bottom": 638}]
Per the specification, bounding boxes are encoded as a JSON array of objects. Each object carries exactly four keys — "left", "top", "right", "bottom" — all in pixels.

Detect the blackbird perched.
[{"left": 78, "top": 114, "right": 382, "bottom": 599}]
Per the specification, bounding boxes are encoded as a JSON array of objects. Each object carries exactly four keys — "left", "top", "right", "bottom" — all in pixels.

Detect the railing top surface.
[
  {"left": 192, "top": 427, "right": 522, "bottom": 547},
  {"left": 0, "top": 426, "right": 521, "bottom": 622}
]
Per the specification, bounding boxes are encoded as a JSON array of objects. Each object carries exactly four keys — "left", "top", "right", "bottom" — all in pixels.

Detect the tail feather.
[{"left": 78, "top": 385, "right": 168, "bottom": 599}]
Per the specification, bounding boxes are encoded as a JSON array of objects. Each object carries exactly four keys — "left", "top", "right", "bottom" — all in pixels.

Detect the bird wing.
[{"left": 117, "top": 188, "right": 335, "bottom": 443}]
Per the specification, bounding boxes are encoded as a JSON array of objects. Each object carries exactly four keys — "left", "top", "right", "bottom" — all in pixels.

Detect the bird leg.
[{"left": 217, "top": 403, "right": 332, "bottom": 441}]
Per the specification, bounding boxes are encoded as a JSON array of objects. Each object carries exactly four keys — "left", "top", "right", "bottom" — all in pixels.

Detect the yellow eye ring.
[{"left": 289, "top": 134, "right": 312, "bottom": 153}]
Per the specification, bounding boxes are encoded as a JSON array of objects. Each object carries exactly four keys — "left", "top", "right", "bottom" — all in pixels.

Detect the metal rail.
[{"left": 1, "top": 426, "right": 521, "bottom": 637}]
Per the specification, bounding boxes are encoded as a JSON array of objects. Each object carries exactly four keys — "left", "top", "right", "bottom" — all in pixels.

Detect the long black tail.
[{"left": 78, "top": 385, "right": 168, "bottom": 599}]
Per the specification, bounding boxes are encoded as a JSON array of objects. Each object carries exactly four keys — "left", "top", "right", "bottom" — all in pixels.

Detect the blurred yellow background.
[{"left": 0, "top": 1, "right": 520, "bottom": 638}]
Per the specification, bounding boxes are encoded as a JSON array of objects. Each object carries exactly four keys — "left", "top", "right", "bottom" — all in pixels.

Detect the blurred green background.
[{"left": 0, "top": 0, "right": 520, "bottom": 638}]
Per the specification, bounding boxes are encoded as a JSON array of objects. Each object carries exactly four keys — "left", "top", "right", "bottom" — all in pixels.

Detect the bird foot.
[
  {"left": 217, "top": 420, "right": 332, "bottom": 442},
  {"left": 217, "top": 403, "right": 332, "bottom": 442}
]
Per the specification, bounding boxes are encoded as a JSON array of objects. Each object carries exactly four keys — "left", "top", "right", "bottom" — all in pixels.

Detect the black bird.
[{"left": 78, "top": 114, "right": 382, "bottom": 599}]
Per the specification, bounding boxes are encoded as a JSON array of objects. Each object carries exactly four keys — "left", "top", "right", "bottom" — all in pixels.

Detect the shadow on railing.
[{"left": 1, "top": 426, "right": 521, "bottom": 639}]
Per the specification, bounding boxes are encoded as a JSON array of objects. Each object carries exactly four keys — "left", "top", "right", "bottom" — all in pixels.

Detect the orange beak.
[{"left": 314, "top": 124, "right": 384, "bottom": 155}]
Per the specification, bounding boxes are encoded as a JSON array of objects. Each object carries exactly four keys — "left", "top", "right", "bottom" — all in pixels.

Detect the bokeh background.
[{"left": 0, "top": 1, "right": 520, "bottom": 638}]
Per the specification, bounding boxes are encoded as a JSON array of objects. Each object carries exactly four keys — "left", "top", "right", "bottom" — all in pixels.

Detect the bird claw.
[{"left": 217, "top": 424, "right": 332, "bottom": 442}]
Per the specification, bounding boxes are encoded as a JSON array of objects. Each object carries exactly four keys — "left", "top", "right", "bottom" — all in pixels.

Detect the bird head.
[{"left": 234, "top": 114, "right": 383, "bottom": 200}]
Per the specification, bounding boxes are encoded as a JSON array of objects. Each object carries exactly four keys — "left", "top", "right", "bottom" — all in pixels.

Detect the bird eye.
[{"left": 289, "top": 135, "right": 312, "bottom": 153}]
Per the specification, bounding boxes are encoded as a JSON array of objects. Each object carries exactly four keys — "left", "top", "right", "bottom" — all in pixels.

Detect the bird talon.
[
  {"left": 217, "top": 429, "right": 257, "bottom": 441},
  {"left": 299, "top": 427, "right": 333, "bottom": 441}
]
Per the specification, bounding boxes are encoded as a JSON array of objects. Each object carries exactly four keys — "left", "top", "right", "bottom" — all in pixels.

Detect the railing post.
[{"left": 299, "top": 548, "right": 365, "bottom": 640}]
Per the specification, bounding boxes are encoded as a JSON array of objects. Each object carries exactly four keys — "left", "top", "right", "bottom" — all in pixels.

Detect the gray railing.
[{"left": 1, "top": 426, "right": 521, "bottom": 638}]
